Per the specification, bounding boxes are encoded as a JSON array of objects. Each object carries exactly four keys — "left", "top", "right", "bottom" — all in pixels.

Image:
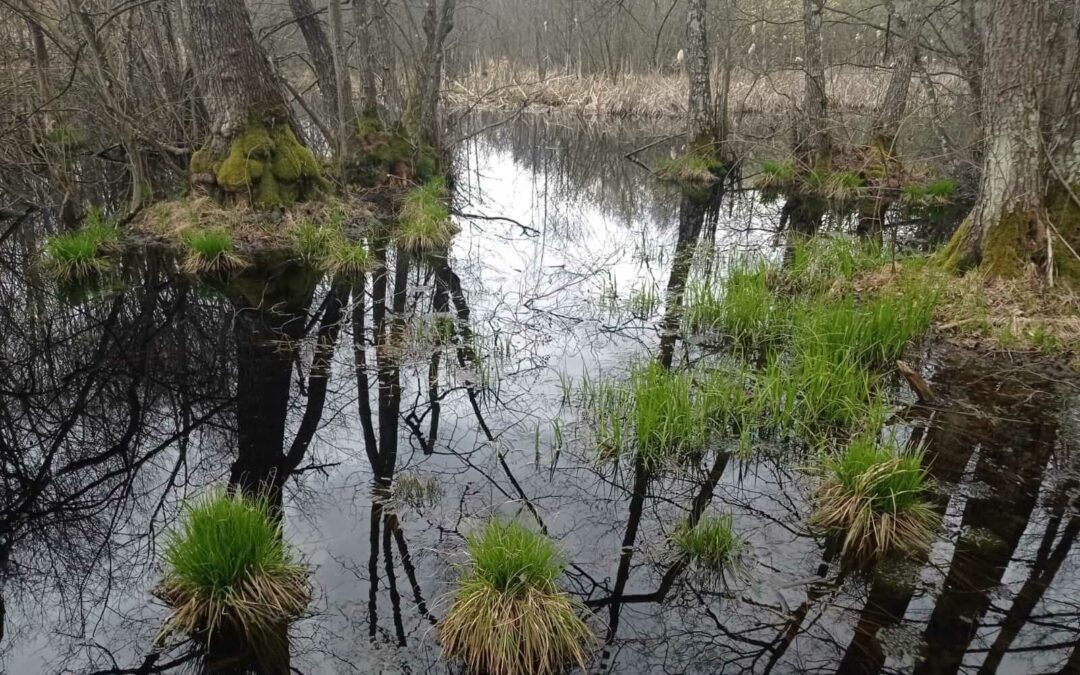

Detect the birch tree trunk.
[
  {"left": 182, "top": 0, "right": 322, "bottom": 207},
  {"left": 685, "top": 0, "right": 714, "bottom": 151},
  {"left": 942, "top": 0, "right": 1080, "bottom": 282}
]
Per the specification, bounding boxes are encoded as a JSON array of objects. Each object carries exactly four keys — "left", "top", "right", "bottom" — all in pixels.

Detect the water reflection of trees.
[
  {"left": 456, "top": 114, "right": 683, "bottom": 235},
  {"left": 3, "top": 131, "right": 1080, "bottom": 675}
]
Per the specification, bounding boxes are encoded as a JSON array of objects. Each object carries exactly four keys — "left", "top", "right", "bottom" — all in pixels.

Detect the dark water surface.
[{"left": 1, "top": 116, "right": 1078, "bottom": 674}]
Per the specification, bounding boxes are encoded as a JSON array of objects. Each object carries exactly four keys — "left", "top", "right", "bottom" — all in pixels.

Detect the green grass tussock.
[
  {"left": 440, "top": 520, "right": 593, "bottom": 675},
  {"left": 757, "top": 159, "right": 796, "bottom": 189},
  {"left": 399, "top": 178, "right": 458, "bottom": 254},
  {"left": 902, "top": 178, "right": 958, "bottom": 205},
  {"left": 656, "top": 152, "right": 723, "bottom": 185},
  {"left": 322, "top": 239, "right": 370, "bottom": 278},
  {"left": 43, "top": 209, "right": 118, "bottom": 280},
  {"left": 157, "top": 489, "right": 310, "bottom": 648},
  {"left": 182, "top": 227, "right": 245, "bottom": 274},
  {"left": 671, "top": 514, "right": 744, "bottom": 586},
  {"left": 810, "top": 435, "right": 937, "bottom": 559},
  {"left": 293, "top": 219, "right": 339, "bottom": 264},
  {"left": 585, "top": 362, "right": 753, "bottom": 468},
  {"left": 685, "top": 262, "right": 780, "bottom": 345},
  {"left": 787, "top": 237, "right": 888, "bottom": 295},
  {"left": 824, "top": 170, "right": 867, "bottom": 203}
]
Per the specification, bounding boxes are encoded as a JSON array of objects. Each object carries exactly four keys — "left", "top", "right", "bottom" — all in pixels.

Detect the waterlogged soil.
[{"left": 2, "top": 116, "right": 1079, "bottom": 675}]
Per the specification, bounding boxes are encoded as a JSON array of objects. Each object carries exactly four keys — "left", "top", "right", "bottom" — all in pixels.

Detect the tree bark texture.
[
  {"left": 943, "top": 0, "right": 1080, "bottom": 281},
  {"left": 871, "top": 4, "right": 918, "bottom": 152},
  {"left": 353, "top": 0, "right": 381, "bottom": 114},
  {"left": 800, "top": 0, "right": 829, "bottom": 166},
  {"left": 685, "top": 0, "right": 714, "bottom": 149},
  {"left": 414, "top": 0, "right": 457, "bottom": 145},
  {"left": 182, "top": 0, "right": 294, "bottom": 151},
  {"left": 289, "top": 0, "right": 357, "bottom": 154}
]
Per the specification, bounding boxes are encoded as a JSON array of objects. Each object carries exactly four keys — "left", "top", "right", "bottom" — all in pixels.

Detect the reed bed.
[{"left": 448, "top": 60, "right": 960, "bottom": 119}]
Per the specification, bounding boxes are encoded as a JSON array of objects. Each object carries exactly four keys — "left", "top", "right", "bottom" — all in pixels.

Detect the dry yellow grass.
[
  {"left": 855, "top": 261, "right": 1080, "bottom": 366},
  {"left": 447, "top": 60, "right": 961, "bottom": 119},
  {"left": 134, "top": 197, "right": 373, "bottom": 256}
]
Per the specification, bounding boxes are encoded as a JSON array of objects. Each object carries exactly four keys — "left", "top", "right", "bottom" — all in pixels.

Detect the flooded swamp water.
[{"left": 1, "top": 116, "right": 1079, "bottom": 674}]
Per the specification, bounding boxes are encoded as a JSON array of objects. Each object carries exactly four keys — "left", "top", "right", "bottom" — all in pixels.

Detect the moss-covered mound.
[
  {"left": 349, "top": 115, "right": 439, "bottom": 188},
  {"left": 191, "top": 124, "right": 324, "bottom": 208}
]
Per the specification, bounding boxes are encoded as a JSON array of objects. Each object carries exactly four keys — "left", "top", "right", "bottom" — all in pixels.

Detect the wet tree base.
[{"left": 940, "top": 185, "right": 1080, "bottom": 286}]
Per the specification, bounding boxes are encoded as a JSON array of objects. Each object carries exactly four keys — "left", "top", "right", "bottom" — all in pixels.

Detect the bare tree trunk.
[
  {"left": 182, "top": 0, "right": 322, "bottom": 207},
  {"left": 942, "top": 0, "right": 1080, "bottom": 281},
  {"left": 353, "top": 0, "right": 381, "bottom": 115},
  {"left": 372, "top": 0, "right": 401, "bottom": 111},
  {"left": 289, "top": 0, "right": 357, "bottom": 157},
  {"left": 28, "top": 18, "right": 79, "bottom": 229},
  {"left": 413, "top": 0, "right": 457, "bottom": 146},
  {"left": 860, "top": 3, "right": 920, "bottom": 240},
  {"left": 800, "top": 0, "right": 829, "bottom": 166},
  {"left": 871, "top": 5, "right": 918, "bottom": 152},
  {"left": 328, "top": 0, "right": 355, "bottom": 162},
  {"left": 70, "top": 0, "right": 152, "bottom": 213},
  {"left": 685, "top": 0, "right": 714, "bottom": 151},
  {"left": 959, "top": 0, "right": 985, "bottom": 131}
]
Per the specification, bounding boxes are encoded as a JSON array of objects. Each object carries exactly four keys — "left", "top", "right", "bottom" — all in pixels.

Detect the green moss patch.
[{"left": 191, "top": 125, "right": 324, "bottom": 208}]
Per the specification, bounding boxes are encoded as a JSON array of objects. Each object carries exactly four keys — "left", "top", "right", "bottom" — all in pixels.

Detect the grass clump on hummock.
[
  {"left": 398, "top": 178, "right": 457, "bottom": 254},
  {"left": 824, "top": 171, "right": 867, "bottom": 203},
  {"left": 810, "top": 435, "right": 937, "bottom": 559},
  {"left": 902, "top": 178, "right": 958, "bottom": 206},
  {"left": 42, "top": 209, "right": 118, "bottom": 281},
  {"left": 656, "top": 152, "right": 723, "bottom": 185},
  {"left": 293, "top": 219, "right": 339, "bottom": 265},
  {"left": 757, "top": 159, "right": 796, "bottom": 189},
  {"left": 181, "top": 227, "right": 245, "bottom": 274},
  {"left": 321, "top": 238, "right": 370, "bottom": 278},
  {"left": 157, "top": 489, "right": 310, "bottom": 651},
  {"left": 440, "top": 520, "right": 593, "bottom": 675},
  {"left": 670, "top": 514, "right": 745, "bottom": 586}
]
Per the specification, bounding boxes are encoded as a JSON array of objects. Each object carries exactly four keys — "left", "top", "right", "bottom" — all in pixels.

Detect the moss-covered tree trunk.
[
  {"left": 942, "top": 0, "right": 1080, "bottom": 282},
  {"left": 183, "top": 0, "right": 321, "bottom": 208}
]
